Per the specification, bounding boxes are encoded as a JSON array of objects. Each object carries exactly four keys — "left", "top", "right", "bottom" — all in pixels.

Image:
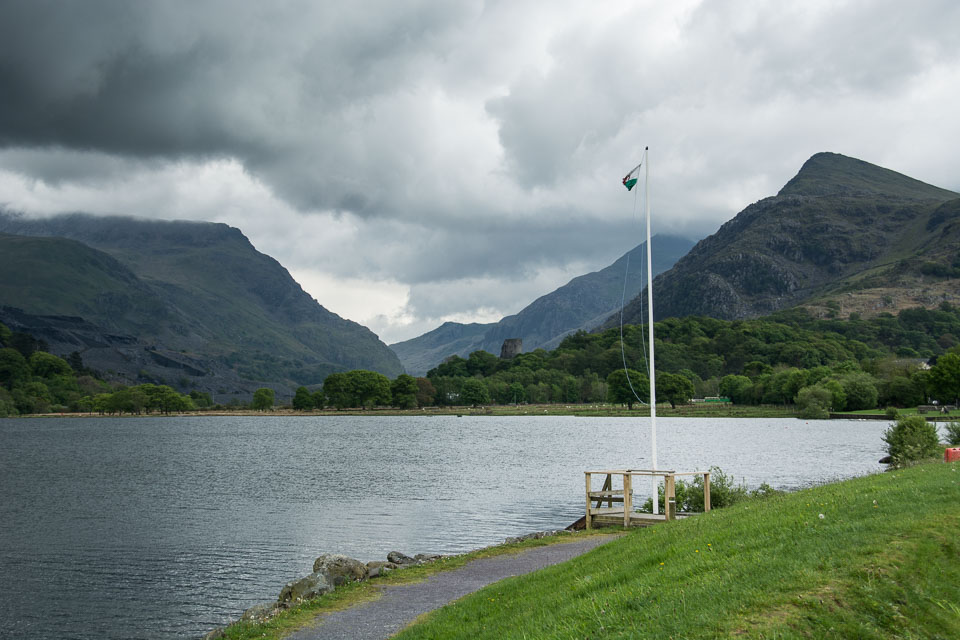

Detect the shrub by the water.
[
  {"left": 882, "top": 415, "right": 942, "bottom": 465},
  {"left": 945, "top": 421, "right": 960, "bottom": 446},
  {"left": 640, "top": 466, "right": 756, "bottom": 513},
  {"left": 795, "top": 385, "right": 831, "bottom": 419}
]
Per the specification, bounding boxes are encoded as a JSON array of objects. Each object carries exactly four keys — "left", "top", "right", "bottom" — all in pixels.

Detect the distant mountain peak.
[{"left": 778, "top": 152, "right": 958, "bottom": 201}]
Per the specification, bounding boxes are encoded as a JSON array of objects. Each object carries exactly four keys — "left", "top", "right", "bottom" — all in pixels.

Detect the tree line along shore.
[{"left": 6, "top": 305, "right": 960, "bottom": 418}]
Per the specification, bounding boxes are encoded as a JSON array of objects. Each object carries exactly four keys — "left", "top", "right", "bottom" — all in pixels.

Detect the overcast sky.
[{"left": 1, "top": 1, "right": 958, "bottom": 344}]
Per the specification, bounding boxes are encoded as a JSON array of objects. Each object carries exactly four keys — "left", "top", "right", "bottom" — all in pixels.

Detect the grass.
[
  {"left": 394, "top": 460, "right": 960, "bottom": 639},
  {"left": 214, "top": 530, "right": 617, "bottom": 639}
]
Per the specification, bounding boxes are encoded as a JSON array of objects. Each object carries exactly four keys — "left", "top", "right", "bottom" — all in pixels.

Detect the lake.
[{"left": 0, "top": 415, "right": 897, "bottom": 639}]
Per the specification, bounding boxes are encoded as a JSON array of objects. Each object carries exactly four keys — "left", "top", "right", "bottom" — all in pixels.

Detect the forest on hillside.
[{"left": 412, "top": 304, "right": 960, "bottom": 415}]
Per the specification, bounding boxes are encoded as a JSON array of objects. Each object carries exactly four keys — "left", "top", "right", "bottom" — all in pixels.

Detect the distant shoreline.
[{"left": 16, "top": 404, "right": 803, "bottom": 419}]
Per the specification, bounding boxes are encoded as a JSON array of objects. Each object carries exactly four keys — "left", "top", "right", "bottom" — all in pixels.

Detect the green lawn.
[{"left": 396, "top": 461, "right": 960, "bottom": 639}]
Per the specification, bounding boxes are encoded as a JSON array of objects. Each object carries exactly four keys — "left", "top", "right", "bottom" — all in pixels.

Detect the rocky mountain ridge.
[
  {"left": 391, "top": 235, "right": 695, "bottom": 375},
  {"left": 611, "top": 152, "right": 960, "bottom": 326}
]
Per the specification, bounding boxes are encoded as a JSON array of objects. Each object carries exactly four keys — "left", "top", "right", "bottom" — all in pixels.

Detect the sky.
[{"left": 1, "top": 1, "right": 958, "bottom": 344}]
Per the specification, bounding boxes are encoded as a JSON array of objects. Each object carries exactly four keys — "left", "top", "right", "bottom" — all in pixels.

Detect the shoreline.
[
  {"left": 13, "top": 403, "right": 802, "bottom": 419},
  {"left": 206, "top": 528, "right": 617, "bottom": 640}
]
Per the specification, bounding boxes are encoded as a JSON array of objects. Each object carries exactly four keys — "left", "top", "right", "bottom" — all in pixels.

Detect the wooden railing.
[{"left": 584, "top": 469, "right": 711, "bottom": 529}]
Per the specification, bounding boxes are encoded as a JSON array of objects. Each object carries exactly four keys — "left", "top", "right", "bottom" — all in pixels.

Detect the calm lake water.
[{"left": 0, "top": 415, "right": 898, "bottom": 639}]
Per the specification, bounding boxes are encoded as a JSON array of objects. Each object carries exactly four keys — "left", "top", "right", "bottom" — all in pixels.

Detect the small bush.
[
  {"left": 639, "top": 466, "right": 748, "bottom": 513},
  {"left": 944, "top": 421, "right": 960, "bottom": 446},
  {"left": 884, "top": 406, "right": 900, "bottom": 419},
  {"left": 883, "top": 415, "right": 942, "bottom": 466}
]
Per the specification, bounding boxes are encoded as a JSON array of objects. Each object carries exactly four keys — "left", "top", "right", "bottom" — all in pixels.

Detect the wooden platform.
[{"left": 583, "top": 469, "right": 710, "bottom": 530}]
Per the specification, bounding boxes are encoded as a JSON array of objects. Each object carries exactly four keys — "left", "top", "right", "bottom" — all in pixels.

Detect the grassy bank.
[{"left": 397, "top": 461, "right": 959, "bottom": 639}]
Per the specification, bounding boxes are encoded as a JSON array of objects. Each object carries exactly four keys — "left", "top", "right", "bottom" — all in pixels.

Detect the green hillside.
[
  {"left": 0, "top": 214, "right": 403, "bottom": 396},
  {"left": 0, "top": 233, "right": 169, "bottom": 333},
  {"left": 396, "top": 461, "right": 960, "bottom": 639}
]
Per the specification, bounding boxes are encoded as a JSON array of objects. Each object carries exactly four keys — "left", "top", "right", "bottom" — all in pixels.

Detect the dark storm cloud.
[
  {"left": 1, "top": 1, "right": 958, "bottom": 342},
  {"left": 0, "top": 1, "right": 479, "bottom": 212}
]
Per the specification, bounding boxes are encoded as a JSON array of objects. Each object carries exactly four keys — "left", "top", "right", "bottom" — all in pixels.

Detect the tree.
[
  {"left": 66, "top": 351, "right": 86, "bottom": 374},
  {"left": 0, "top": 348, "right": 30, "bottom": 387},
  {"left": 391, "top": 374, "right": 418, "bottom": 409},
  {"left": 189, "top": 390, "right": 213, "bottom": 408},
  {"left": 839, "top": 372, "right": 879, "bottom": 411},
  {"left": 928, "top": 350, "right": 960, "bottom": 404},
  {"left": 415, "top": 377, "right": 436, "bottom": 407},
  {"left": 883, "top": 415, "right": 941, "bottom": 465},
  {"left": 879, "top": 376, "right": 922, "bottom": 408},
  {"left": 292, "top": 386, "right": 314, "bottom": 410},
  {"left": 466, "top": 351, "right": 500, "bottom": 377},
  {"left": 29, "top": 352, "right": 73, "bottom": 378},
  {"left": 656, "top": 372, "right": 695, "bottom": 408},
  {"left": 719, "top": 374, "right": 753, "bottom": 404},
  {"left": 606, "top": 369, "right": 648, "bottom": 410},
  {"left": 322, "top": 372, "right": 353, "bottom": 409},
  {"left": 460, "top": 377, "right": 491, "bottom": 406},
  {"left": 347, "top": 370, "right": 392, "bottom": 408},
  {"left": 252, "top": 387, "right": 275, "bottom": 411},
  {"left": 795, "top": 385, "right": 832, "bottom": 419}
]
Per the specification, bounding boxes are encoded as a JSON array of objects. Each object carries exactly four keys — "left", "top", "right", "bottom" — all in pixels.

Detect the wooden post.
[
  {"left": 585, "top": 472, "right": 592, "bottom": 530},
  {"left": 602, "top": 474, "right": 613, "bottom": 508},
  {"left": 623, "top": 473, "right": 633, "bottom": 528},
  {"left": 703, "top": 472, "right": 711, "bottom": 512},
  {"left": 665, "top": 474, "right": 676, "bottom": 521}
]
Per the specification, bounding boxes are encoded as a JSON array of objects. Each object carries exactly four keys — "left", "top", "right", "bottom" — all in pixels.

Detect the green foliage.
[
  {"left": 0, "top": 322, "right": 11, "bottom": 345},
  {"left": 640, "top": 466, "right": 750, "bottom": 513},
  {"left": 396, "top": 463, "right": 960, "bottom": 640},
  {"left": 883, "top": 415, "right": 942, "bottom": 465},
  {"left": 292, "top": 386, "right": 314, "bottom": 410},
  {"left": 189, "top": 390, "right": 213, "bottom": 408},
  {"left": 415, "top": 377, "right": 436, "bottom": 407},
  {"left": 347, "top": 370, "right": 392, "bottom": 408},
  {"left": 0, "top": 348, "right": 29, "bottom": 387},
  {"left": 795, "top": 385, "right": 832, "bottom": 419},
  {"left": 656, "top": 371, "right": 695, "bottom": 408},
  {"left": 0, "top": 387, "right": 16, "bottom": 416},
  {"left": 252, "top": 387, "right": 275, "bottom": 411},
  {"left": 28, "top": 351, "right": 73, "bottom": 378},
  {"left": 459, "top": 378, "right": 491, "bottom": 406},
  {"left": 718, "top": 374, "right": 753, "bottom": 404},
  {"left": 322, "top": 372, "right": 352, "bottom": 409},
  {"left": 928, "top": 350, "right": 960, "bottom": 403},
  {"left": 944, "top": 422, "right": 960, "bottom": 446},
  {"left": 605, "top": 369, "right": 648, "bottom": 409},
  {"left": 320, "top": 370, "right": 392, "bottom": 409},
  {"left": 391, "top": 374, "right": 419, "bottom": 409},
  {"left": 839, "top": 372, "right": 879, "bottom": 410}
]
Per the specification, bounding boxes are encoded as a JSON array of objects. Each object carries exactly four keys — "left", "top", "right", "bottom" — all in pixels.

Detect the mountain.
[
  {"left": 391, "top": 235, "right": 695, "bottom": 375},
  {"left": 0, "top": 213, "right": 403, "bottom": 399},
  {"left": 611, "top": 152, "right": 960, "bottom": 326}
]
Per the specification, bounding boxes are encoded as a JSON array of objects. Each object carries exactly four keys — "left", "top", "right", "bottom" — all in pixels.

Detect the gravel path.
[{"left": 286, "top": 534, "right": 620, "bottom": 640}]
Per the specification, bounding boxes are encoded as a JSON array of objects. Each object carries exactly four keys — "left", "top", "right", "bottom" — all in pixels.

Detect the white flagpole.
[{"left": 644, "top": 146, "right": 659, "bottom": 515}]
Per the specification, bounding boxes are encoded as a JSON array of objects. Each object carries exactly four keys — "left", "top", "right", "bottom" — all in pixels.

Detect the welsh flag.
[{"left": 622, "top": 162, "right": 641, "bottom": 191}]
